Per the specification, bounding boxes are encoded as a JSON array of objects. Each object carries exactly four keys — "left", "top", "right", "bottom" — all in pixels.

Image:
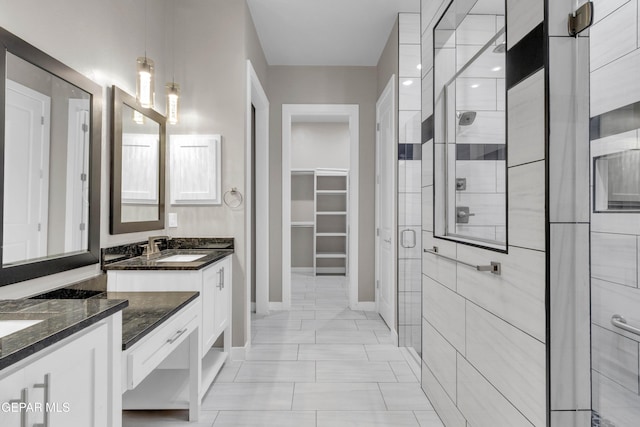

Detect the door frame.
[
  {"left": 282, "top": 104, "right": 360, "bottom": 310},
  {"left": 246, "top": 60, "right": 270, "bottom": 327},
  {"left": 375, "top": 75, "right": 397, "bottom": 335}
]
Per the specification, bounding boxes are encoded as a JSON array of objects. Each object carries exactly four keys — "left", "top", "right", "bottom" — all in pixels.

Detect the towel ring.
[{"left": 223, "top": 187, "right": 243, "bottom": 208}]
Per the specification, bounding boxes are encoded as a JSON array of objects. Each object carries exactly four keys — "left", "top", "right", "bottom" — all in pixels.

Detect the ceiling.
[{"left": 246, "top": 0, "right": 420, "bottom": 66}]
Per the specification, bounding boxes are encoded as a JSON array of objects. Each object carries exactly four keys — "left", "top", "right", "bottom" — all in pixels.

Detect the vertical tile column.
[{"left": 398, "top": 12, "right": 423, "bottom": 354}]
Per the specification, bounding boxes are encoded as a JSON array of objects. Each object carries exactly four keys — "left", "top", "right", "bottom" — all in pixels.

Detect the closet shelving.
[
  {"left": 314, "top": 169, "right": 348, "bottom": 275},
  {"left": 291, "top": 168, "right": 349, "bottom": 276}
]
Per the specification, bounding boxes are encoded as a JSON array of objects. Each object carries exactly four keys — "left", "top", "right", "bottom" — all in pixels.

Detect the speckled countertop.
[
  {"left": 0, "top": 298, "right": 128, "bottom": 370},
  {"left": 92, "top": 291, "right": 199, "bottom": 350},
  {"left": 103, "top": 248, "right": 232, "bottom": 271}
]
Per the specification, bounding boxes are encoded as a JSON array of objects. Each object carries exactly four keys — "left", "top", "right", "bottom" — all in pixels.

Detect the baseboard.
[
  {"left": 351, "top": 301, "right": 376, "bottom": 311},
  {"left": 269, "top": 302, "right": 285, "bottom": 311},
  {"left": 231, "top": 343, "right": 249, "bottom": 361},
  {"left": 316, "top": 267, "right": 346, "bottom": 274}
]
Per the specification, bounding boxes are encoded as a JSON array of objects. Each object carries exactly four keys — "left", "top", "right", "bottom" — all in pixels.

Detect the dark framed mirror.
[
  {"left": 0, "top": 27, "right": 102, "bottom": 286},
  {"left": 110, "top": 85, "right": 165, "bottom": 234}
]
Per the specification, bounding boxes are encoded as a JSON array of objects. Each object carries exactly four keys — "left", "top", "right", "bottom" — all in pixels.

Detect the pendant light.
[
  {"left": 136, "top": 0, "right": 155, "bottom": 109},
  {"left": 166, "top": 0, "right": 180, "bottom": 124}
]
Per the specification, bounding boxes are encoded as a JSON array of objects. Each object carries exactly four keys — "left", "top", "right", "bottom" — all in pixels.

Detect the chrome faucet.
[{"left": 144, "top": 235, "right": 172, "bottom": 259}]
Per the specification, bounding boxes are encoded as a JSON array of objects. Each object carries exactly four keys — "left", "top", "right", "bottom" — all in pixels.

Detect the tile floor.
[{"left": 123, "top": 273, "right": 443, "bottom": 427}]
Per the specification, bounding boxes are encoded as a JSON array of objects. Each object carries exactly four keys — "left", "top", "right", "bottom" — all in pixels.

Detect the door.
[
  {"left": 3, "top": 80, "right": 50, "bottom": 265},
  {"left": 589, "top": 3, "right": 640, "bottom": 426},
  {"left": 376, "top": 76, "right": 396, "bottom": 330}
]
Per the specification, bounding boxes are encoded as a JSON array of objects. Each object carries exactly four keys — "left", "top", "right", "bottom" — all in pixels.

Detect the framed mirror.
[
  {"left": 0, "top": 27, "right": 102, "bottom": 286},
  {"left": 110, "top": 85, "right": 165, "bottom": 234},
  {"left": 433, "top": 0, "right": 506, "bottom": 251}
]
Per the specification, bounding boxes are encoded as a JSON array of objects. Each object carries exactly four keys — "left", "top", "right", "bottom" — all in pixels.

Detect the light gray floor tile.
[
  {"left": 258, "top": 311, "right": 316, "bottom": 320},
  {"left": 301, "top": 319, "right": 358, "bottom": 330},
  {"left": 375, "top": 330, "right": 398, "bottom": 344},
  {"left": 390, "top": 361, "right": 419, "bottom": 383},
  {"left": 234, "top": 361, "right": 316, "bottom": 382},
  {"left": 315, "top": 309, "right": 368, "bottom": 320},
  {"left": 123, "top": 410, "right": 218, "bottom": 426},
  {"left": 212, "top": 411, "right": 316, "bottom": 427},
  {"left": 316, "top": 330, "right": 379, "bottom": 344},
  {"left": 293, "top": 383, "right": 387, "bottom": 410},
  {"left": 414, "top": 411, "right": 445, "bottom": 427},
  {"left": 316, "top": 360, "right": 397, "bottom": 382},
  {"left": 252, "top": 330, "right": 316, "bottom": 344},
  {"left": 366, "top": 311, "right": 383, "bottom": 320},
  {"left": 245, "top": 344, "right": 299, "bottom": 361},
  {"left": 213, "top": 361, "right": 242, "bottom": 382},
  {"left": 356, "top": 319, "right": 392, "bottom": 331},
  {"left": 252, "top": 319, "right": 302, "bottom": 330},
  {"left": 298, "top": 344, "right": 369, "bottom": 360},
  {"left": 201, "top": 383, "right": 294, "bottom": 410},
  {"left": 379, "top": 383, "right": 433, "bottom": 411},
  {"left": 365, "top": 345, "right": 407, "bottom": 361},
  {"left": 317, "top": 411, "right": 421, "bottom": 427}
]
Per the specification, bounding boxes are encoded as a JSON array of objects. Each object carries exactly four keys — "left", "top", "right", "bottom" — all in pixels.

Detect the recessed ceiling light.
[
  {"left": 417, "top": 64, "right": 422, "bottom": 70},
  {"left": 471, "top": 84, "right": 480, "bottom": 89},
  {"left": 492, "top": 66, "right": 502, "bottom": 72},
  {"left": 402, "top": 80, "right": 414, "bottom": 86}
]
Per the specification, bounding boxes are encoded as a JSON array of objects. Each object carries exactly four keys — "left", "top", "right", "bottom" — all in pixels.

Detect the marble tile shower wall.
[
  {"left": 588, "top": 0, "right": 640, "bottom": 425},
  {"left": 398, "top": 13, "right": 423, "bottom": 354},
  {"left": 420, "top": 1, "right": 548, "bottom": 426}
]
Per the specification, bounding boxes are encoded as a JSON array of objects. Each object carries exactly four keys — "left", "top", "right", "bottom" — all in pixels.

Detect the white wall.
[
  {"left": 291, "top": 123, "right": 350, "bottom": 170},
  {"left": 0, "top": 0, "right": 268, "bottom": 349},
  {"left": 0, "top": 0, "right": 170, "bottom": 299}
]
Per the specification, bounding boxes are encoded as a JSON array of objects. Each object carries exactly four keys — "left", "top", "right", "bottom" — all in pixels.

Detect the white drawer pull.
[{"left": 167, "top": 328, "right": 187, "bottom": 344}]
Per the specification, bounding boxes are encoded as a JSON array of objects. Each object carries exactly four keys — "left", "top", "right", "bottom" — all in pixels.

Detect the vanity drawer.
[{"left": 124, "top": 299, "right": 200, "bottom": 390}]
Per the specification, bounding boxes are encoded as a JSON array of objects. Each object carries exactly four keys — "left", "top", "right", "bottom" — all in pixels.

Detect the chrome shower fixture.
[{"left": 493, "top": 41, "right": 506, "bottom": 53}]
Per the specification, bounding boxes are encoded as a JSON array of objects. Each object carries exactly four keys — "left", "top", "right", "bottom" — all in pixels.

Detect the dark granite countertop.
[
  {"left": 102, "top": 237, "right": 234, "bottom": 267},
  {"left": 92, "top": 291, "right": 199, "bottom": 350},
  {"left": 0, "top": 298, "right": 128, "bottom": 371},
  {"left": 103, "top": 248, "right": 232, "bottom": 271}
]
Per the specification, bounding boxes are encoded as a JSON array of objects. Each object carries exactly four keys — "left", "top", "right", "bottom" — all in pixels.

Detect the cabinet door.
[
  {"left": 201, "top": 265, "right": 218, "bottom": 356},
  {"left": 25, "top": 322, "right": 109, "bottom": 427},
  {"left": 213, "top": 257, "right": 231, "bottom": 337},
  {"left": 0, "top": 368, "right": 26, "bottom": 427}
]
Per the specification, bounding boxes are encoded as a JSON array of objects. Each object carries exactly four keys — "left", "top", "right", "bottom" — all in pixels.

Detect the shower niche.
[{"left": 433, "top": 0, "right": 506, "bottom": 250}]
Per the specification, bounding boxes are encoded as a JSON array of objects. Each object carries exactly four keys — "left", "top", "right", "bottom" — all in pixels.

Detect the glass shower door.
[{"left": 589, "top": 1, "right": 640, "bottom": 425}]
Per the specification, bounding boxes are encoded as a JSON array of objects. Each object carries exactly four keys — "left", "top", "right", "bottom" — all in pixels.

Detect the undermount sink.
[
  {"left": 0, "top": 319, "right": 43, "bottom": 338},
  {"left": 156, "top": 254, "right": 207, "bottom": 263}
]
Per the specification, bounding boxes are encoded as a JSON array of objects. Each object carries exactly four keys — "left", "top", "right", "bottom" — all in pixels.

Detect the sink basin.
[
  {"left": 156, "top": 254, "right": 207, "bottom": 263},
  {"left": 0, "top": 319, "right": 43, "bottom": 338}
]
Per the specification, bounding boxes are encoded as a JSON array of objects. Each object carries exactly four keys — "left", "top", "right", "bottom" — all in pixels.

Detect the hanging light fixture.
[
  {"left": 166, "top": 82, "right": 180, "bottom": 124},
  {"left": 165, "top": 0, "right": 180, "bottom": 124},
  {"left": 136, "top": 0, "right": 155, "bottom": 109},
  {"left": 136, "top": 56, "right": 155, "bottom": 108}
]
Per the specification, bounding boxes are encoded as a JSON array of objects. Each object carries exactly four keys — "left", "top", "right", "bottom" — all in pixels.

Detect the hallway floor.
[{"left": 124, "top": 273, "right": 442, "bottom": 427}]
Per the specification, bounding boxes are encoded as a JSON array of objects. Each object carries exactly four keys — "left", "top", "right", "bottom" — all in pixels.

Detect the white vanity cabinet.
[
  {"left": 107, "top": 254, "right": 232, "bottom": 401},
  {"left": 0, "top": 316, "right": 121, "bottom": 427}
]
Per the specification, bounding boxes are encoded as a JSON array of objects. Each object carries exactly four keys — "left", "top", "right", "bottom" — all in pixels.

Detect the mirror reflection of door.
[
  {"left": 120, "top": 103, "right": 160, "bottom": 223},
  {"left": 66, "top": 100, "right": 90, "bottom": 252},
  {"left": 3, "top": 80, "right": 51, "bottom": 265}
]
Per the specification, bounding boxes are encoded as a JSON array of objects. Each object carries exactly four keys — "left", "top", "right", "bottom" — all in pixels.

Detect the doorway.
[
  {"left": 281, "top": 104, "right": 360, "bottom": 310},
  {"left": 246, "top": 60, "right": 269, "bottom": 329}
]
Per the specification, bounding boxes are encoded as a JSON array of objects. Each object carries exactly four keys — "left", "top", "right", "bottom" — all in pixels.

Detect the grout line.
[{"left": 377, "top": 382, "right": 389, "bottom": 411}]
